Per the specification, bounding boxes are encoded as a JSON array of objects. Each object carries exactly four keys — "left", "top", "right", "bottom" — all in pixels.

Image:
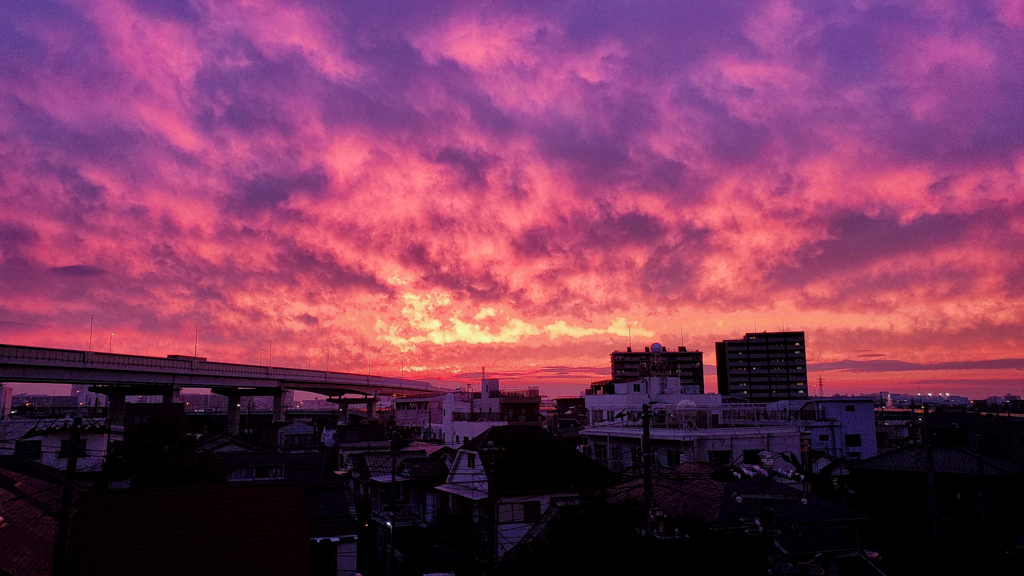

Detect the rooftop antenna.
[
  {"left": 818, "top": 375, "right": 824, "bottom": 397},
  {"left": 680, "top": 326, "right": 684, "bottom": 347},
  {"left": 628, "top": 324, "right": 632, "bottom": 349},
  {"left": 754, "top": 317, "right": 757, "bottom": 332}
]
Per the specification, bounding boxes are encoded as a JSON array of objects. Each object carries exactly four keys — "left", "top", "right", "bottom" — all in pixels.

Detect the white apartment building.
[
  {"left": 394, "top": 378, "right": 541, "bottom": 446},
  {"left": 582, "top": 378, "right": 876, "bottom": 472}
]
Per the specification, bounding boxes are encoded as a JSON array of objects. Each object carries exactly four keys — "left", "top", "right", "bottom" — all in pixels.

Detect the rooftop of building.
[
  {"left": 461, "top": 426, "right": 616, "bottom": 496},
  {"left": 612, "top": 342, "right": 701, "bottom": 354},
  {"left": 852, "top": 445, "right": 1024, "bottom": 475}
]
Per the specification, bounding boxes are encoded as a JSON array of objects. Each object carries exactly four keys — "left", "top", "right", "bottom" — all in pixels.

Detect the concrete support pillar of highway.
[
  {"left": 337, "top": 401, "right": 348, "bottom": 426},
  {"left": 366, "top": 397, "right": 377, "bottom": 420},
  {"left": 162, "top": 386, "right": 181, "bottom": 404},
  {"left": 107, "top": 390, "right": 127, "bottom": 434},
  {"left": 226, "top": 391, "right": 242, "bottom": 436},
  {"left": 272, "top": 388, "right": 287, "bottom": 423},
  {"left": 1, "top": 383, "right": 12, "bottom": 420}
]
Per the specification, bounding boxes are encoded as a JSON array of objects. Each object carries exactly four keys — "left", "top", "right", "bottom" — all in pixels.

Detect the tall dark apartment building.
[
  {"left": 610, "top": 343, "right": 705, "bottom": 392},
  {"left": 715, "top": 331, "right": 807, "bottom": 400}
]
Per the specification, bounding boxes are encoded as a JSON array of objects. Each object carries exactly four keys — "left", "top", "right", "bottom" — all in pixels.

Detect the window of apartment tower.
[{"left": 845, "top": 405, "right": 856, "bottom": 412}]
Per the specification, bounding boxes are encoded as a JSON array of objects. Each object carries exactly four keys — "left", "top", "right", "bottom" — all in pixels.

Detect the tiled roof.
[
  {"left": 607, "top": 463, "right": 724, "bottom": 523},
  {"left": 304, "top": 483, "right": 358, "bottom": 538},
  {"left": 352, "top": 450, "right": 429, "bottom": 478},
  {"left": 607, "top": 463, "right": 866, "bottom": 528},
  {"left": 461, "top": 426, "right": 616, "bottom": 496},
  {"left": 852, "top": 445, "right": 1024, "bottom": 475},
  {"left": 716, "top": 476, "right": 866, "bottom": 526},
  {"left": 399, "top": 457, "right": 450, "bottom": 486},
  {"left": 0, "top": 467, "right": 61, "bottom": 576}
]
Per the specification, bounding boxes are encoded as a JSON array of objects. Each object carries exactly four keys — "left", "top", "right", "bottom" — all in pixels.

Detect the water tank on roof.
[{"left": 651, "top": 343, "right": 663, "bottom": 353}]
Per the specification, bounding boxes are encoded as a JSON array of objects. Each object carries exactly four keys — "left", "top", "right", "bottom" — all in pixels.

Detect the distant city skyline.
[{"left": 2, "top": 2, "right": 1022, "bottom": 400}]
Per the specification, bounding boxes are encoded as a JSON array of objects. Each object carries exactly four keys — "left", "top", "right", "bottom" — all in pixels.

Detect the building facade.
[
  {"left": 610, "top": 343, "right": 705, "bottom": 392},
  {"left": 393, "top": 378, "right": 542, "bottom": 447},
  {"left": 715, "top": 331, "right": 808, "bottom": 400}
]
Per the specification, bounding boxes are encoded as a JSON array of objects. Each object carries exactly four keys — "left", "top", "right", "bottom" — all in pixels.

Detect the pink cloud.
[{"left": 0, "top": 0, "right": 1022, "bottom": 396}]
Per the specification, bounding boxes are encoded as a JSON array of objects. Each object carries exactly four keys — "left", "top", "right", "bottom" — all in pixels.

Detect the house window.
[
  {"left": 498, "top": 503, "right": 515, "bottom": 523},
  {"left": 593, "top": 444, "right": 608, "bottom": 460},
  {"left": 845, "top": 405, "right": 856, "bottom": 412},
  {"left": 524, "top": 501, "right": 541, "bottom": 523},
  {"left": 498, "top": 501, "right": 543, "bottom": 524},
  {"left": 818, "top": 434, "right": 829, "bottom": 442},
  {"left": 467, "top": 453, "right": 476, "bottom": 468},
  {"left": 633, "top": 383, "right": 641, "bottom": 392},
  {"left": 58, "top": 440, "right": 88, "bottom": 459},
  {"left": 667, "top": 451, "right": 681, "bottom": 467},
  {"left": 283, "top": 434, "right": 313, "bottom": 446},
  {"left": 742, "top": 449, "right": 762, "bottom": 465},
  {"left": 845, "top": 434, "right": 862, "bottom": 448},
  {"left": 631, "top": 447, "right": 642, "bottom": 465},
  {"left": 708, "top": 450, "right": 731, "bottom": 465},
  {"left": 14, "top": 440, "right": 42, "bottom": 459},
  {"left": 255, "top": 466, "right": 283, "bottom": 480},
  {"left": 609, "top": 447, "right": 621, "bottom": 462},
  {"left": 226, "top": 467, "right": 255, "bottom": 481}
]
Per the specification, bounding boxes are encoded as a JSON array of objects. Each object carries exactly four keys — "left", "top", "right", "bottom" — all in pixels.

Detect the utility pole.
[
  {"left": 52, "top": 415, "right": 82, "bottom": 576},
  {"left": 642, "top": 404, "right": 654, "bottom": 535},
  {"left": 480, "top": 440, "right": 504, "bottom": 573},
  {"left": 387, "top": 426, "right": 398, "bottom": 576}
]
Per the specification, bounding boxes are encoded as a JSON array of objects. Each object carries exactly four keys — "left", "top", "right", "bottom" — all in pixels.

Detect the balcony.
[
  {"left": 488, "top": 389, "right": 540, "bottom": 399},
  {"left": 451, "top": 411, "right": 506, "bottom": 422}
]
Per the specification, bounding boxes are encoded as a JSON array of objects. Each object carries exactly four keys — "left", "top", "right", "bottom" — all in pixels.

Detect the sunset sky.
[{"left": 1, "top": 1, "right": 1023, "bottom": 398}]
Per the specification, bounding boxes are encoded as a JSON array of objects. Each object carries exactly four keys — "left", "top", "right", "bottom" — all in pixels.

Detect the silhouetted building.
[
  {"left": 715, "top": 331, "right": 807, "bottom": 400},
  {"left": 610, "top": 343, "right": 704, "bottom": 392}
]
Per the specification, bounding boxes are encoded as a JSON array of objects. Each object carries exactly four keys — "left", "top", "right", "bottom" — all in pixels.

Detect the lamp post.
[
  {"left": 108, "top": 333, "right": 112, "bottom": 354},
  {"left": 89, "top": 315, "right": 93, "bottom": 352}
]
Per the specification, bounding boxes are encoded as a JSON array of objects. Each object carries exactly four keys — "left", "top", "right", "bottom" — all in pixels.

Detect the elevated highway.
[{"left": 0, "top": 343, "right": 442, "bottom": 434}]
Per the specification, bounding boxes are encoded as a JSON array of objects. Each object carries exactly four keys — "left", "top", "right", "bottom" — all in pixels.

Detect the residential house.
[
  {"left": 430, "top": 426, "right": 616, "bottom": 566},
  {"left": 848, "top": 445, "right": 1024, "bottom": 573},
  {"left": 0, "top": 417, "right": 108, "bottom": 472}
]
